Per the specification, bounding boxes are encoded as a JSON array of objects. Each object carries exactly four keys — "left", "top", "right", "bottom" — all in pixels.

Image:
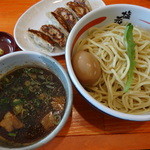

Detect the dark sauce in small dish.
[
  {"left": 0, "top": 66, "right": 66, "bottom": 145},
  {"left": 0, "top": 32, "right": 16, "bottom": 56}
]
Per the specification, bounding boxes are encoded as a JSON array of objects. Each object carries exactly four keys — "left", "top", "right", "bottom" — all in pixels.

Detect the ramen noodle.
[{"left": 76, "top": 23, "right": 150, "bottom": 114}]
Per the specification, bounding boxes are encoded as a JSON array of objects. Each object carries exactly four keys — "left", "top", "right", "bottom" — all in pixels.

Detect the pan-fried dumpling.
[
  {"left": 40, "top": 25, "right": 67, "bottom": 47},
  {"left": 27, "top": 29, "right": 55, "bottom": 52}
]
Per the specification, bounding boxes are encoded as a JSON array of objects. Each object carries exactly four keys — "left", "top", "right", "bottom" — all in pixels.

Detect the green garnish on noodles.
[{"left": 124, "top": 23, "right": 136, "bottom": 92}]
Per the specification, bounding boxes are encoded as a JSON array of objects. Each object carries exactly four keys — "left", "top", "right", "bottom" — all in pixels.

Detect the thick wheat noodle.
[{"left": 75, "top": 23, "right": 150, "bottom": 114}]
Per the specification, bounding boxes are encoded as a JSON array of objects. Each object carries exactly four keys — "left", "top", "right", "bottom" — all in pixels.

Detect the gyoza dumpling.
[
  {"left": 27, "top": 29, "right": 56, "bottom": 52},
  {"left": 66, "top": 0, "right": 91, "bottom": 18},
  {"left": 40, "top": 24, "right": 67, "bottom": 48},
  {"left": 46, "top": 11, "right": 69, "bottom": 36},
  {"left": 53, "top": 7, "right": 77, "bottom": 32}
]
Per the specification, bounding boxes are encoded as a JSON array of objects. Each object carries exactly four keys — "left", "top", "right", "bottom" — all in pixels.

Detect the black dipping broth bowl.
[{"left": 0, "top": 51, "right": 73, "bottom": 150}]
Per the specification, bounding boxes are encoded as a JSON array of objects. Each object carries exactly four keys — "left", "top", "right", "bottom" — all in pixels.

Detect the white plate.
[{"left": 14, "top": 0, "right": 105, "bottom": 57}]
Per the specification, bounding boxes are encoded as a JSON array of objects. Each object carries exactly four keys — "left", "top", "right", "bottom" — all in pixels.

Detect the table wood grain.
[{"left": 0, "top": 0, "right": 150, "bottom": 149}]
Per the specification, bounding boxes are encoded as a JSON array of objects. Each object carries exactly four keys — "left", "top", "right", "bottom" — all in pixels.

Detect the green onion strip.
[{"left": 124, "top": 23, "right": 136, "bottom": 92}]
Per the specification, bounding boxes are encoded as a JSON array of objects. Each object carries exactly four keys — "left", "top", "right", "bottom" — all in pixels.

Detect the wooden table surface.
[{"left": 1, "top": 0, "right": 150, "bottom": 150}]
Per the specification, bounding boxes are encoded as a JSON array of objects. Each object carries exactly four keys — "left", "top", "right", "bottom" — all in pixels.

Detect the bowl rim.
[
  {"left": 0, "top": 51, "right": 73, "bottom": 149},
  {"left": 65, "top": 4, "right": 150, "bottom": 121}
]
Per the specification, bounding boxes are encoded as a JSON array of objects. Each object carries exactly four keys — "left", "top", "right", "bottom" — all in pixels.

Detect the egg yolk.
[{"left": 72, "top": 50, "right": 101, "bottom": 86}]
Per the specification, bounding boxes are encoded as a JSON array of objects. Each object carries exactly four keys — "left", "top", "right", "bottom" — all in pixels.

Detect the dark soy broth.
[{"left": 0, "top": 66, "right": 66, "bottom": 145}]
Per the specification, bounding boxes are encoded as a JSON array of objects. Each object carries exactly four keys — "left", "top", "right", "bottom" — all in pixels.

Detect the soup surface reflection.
[{"left": 0, "top": 66, "right": 66, "bottom": 144}]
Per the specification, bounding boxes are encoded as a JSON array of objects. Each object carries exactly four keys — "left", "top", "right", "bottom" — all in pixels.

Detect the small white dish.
[{"left": 14, "top": 0, "right": 105, "bottom": 57}]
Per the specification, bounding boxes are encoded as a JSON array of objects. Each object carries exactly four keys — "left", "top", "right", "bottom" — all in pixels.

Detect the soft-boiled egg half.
[{"left": 72, "top": 50, "right": 101, "bottom": 86}]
